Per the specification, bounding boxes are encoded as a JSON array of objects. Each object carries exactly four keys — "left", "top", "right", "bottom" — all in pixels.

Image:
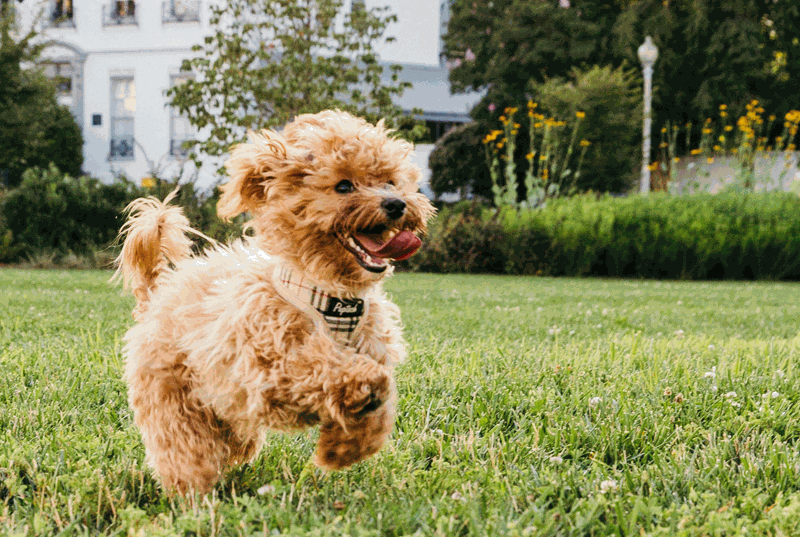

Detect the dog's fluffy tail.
[{"left": 112, "top": 188, "right": 214, "bottom": 312}]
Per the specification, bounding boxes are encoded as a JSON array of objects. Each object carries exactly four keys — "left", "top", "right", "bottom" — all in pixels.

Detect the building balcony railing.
[
  {"left": 110, "top": 137, "right": 135, "bottom": 160},
  {"left": 169, "top": 138, "right": 192, "bottom": 158},
  {"left": 44, "top": 7, "right": 76, "bottom": 29},
  {"left": 162, "top": 0, "right": 200, "bottom": 23},
  {"left": 102, "top": 1, "right": 137, "bottom": 27}
]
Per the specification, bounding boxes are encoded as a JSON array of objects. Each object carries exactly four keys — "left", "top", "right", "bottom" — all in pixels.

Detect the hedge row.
[
  {"left": 3, "top": 166, "right": 799, "bottom": 281},
  {"left": 402, "top": 193, "right": 800, "bottom": 280},
  {"left": 0, "top": 165, "right": 240, "bottom": 263}
]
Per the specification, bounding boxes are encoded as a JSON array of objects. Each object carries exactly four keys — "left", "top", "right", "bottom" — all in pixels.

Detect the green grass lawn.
[{"left": 3, "top": 268, "right": 800, "bottom": 535}]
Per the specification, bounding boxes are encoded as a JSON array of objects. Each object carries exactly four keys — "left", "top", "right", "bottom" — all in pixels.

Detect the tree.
[
  {"left": 168, "top": 0, "right": 422, "bottom": 170},
  {"left": 613, "top": 0, "right": 769, "bottom": 125},
  {"left": 0, "top": 7, "right": 83, "bottom": 188},
  {"left": 443, "top": 0, "right": 609, "bottom": 99}
]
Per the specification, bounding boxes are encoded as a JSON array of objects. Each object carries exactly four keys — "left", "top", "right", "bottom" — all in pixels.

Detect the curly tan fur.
[{"left": 114, "top": 110, "right": 436, "bottom": 494}]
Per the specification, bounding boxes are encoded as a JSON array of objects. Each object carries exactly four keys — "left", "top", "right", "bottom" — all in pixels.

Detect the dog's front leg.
[
  {"left": 266, "top": 334, "right": 396, "bottom": 468},
  {"left": 315, "top": 384, "right": 396, "bottom": 470}
]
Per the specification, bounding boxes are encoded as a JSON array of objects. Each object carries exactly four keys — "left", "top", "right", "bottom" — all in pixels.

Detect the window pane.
[
  {"left": 173, "top": 117, "right": 193, "bottom": 138},
  {"left": 111, "top": 78, "right": 136, "bottom": 117},
  {"left": 112, "top": 117, "right": 134, "bottom": 137}
]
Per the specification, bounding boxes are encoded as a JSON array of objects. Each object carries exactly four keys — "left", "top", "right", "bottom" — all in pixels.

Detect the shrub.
[
  {"left": 428, "top": 122, "right": 492, "bottom": 200},
  {"left": 0, "top": 165, "right": 141, "bottom": 260},
  {"left": 0, "top": 166, "right": 241, "bottom": 263},
  {"left": 401, "top": 203, "right": 506, "bottom": 274},
  {"left": 407, "top": 192, "right": 800, "bottom": 280},
  {"left": 531, "top": 64, "right": 642, "bottom": 194}
]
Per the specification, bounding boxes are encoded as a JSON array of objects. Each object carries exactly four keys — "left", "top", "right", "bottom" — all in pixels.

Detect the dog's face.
[{"left": 219, "top": 110, "right": 436, "bottom": 292}]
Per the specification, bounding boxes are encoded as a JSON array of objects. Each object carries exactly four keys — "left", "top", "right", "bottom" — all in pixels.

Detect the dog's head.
[{"left": 219, "top": 110, "right": 436, "bottom": 293}]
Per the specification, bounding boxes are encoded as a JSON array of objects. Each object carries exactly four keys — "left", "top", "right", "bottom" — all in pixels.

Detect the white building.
[{"left": 12, "top": 0, "right": 482, "bottom": 194}]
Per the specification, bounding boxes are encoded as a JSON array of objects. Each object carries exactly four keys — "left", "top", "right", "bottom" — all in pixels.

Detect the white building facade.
[{"left": 14, "top": 0, "right": 481, "bottom": 193}]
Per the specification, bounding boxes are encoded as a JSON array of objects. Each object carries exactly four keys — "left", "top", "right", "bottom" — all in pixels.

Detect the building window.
[
  {"left": 439, "top": 0, "right": 451, "bottom": 67},
  {"left": 110, "top": 77, "right": 135, "bottom": 160},
  {"left": 103, "top": 0, "right": 137, "bottom": 26},
  {"left": 46, "top": 0, "right": 75, "bottom": 28},
  {"left": 169, "top": 75, "right": 196, "bottom": 158},
  {"left": 44, "top": 61, "right": 73, "bottom": 97},
  {"left": 427, "top": 120, "right": 457, "bottom": 142},
  {"left": 162, "top": 0, "right": 200, "bottom": 23}
]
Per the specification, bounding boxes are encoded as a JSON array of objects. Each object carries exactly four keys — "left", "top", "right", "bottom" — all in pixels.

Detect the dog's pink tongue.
[{"left": 355, "top": 231, "right": 422, "bottom": 261}]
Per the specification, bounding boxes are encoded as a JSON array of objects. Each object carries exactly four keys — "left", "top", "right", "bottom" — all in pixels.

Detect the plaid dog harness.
[{"left": 273, "top": 263, "right": 366, "bottom": 345}]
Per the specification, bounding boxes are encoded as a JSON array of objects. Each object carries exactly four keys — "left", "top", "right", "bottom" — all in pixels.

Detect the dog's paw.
[
  {"left": 339, "top": 359, "right": 392, "bottom": 418},
  {"left": 315, "top": 401, "right": 394, "bottom": 470}
]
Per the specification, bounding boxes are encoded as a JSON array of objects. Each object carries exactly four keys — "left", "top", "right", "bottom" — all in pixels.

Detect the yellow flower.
[
  {"left": 702, "top": 128, "right": 712, "bottom": 134},
  {"left": 527, "top": 100, "right": 538, "bottom": 109},
  {"left": 713, "top": 145, "right": 721, "bottom": 151},
  {"left": 690, "top": 149, "right": 702, "bottom": 155},
  {"left": 542, "top": 168, "right": 549, "bottom": 179},
  {"left": 705, "top": 118, "right": 712, "bottom": 124},
  {"left": 707, "top": 157, "right": 714, "bottom": 164},
  {"left": 580, "top": 139, "right": 591, "bottom": 147},
  {"left": 673, "top": 157, "right": 680, "bottom": 163},
  {"left": 718, "top": 135, "right": 726, "bottom": 142},
  {"left": 534, "top": 122, "right": 543, "bottom": 128},
  {"left": 720, "top": 112, "right": 728, "bottom": 118},
  {"left": 789, "top": 143, "right": 797, "bottom": 151},
  {"left": 648, "top": 162, "right": 658, "bottom": 171},
  {"left": 496, "top": 142, "right": 504, "bottom": 149},
  {"left": 719, "top": 104, "right": 727, "bottom": 110},
  {"left": 724, "top": 125, "right": 733, "bottom": 132},
  {"left": 513, "top": 123, "right": 520, "bottom": 129},
  {"left": 142, "top": 176, "right": 156, "bottom": 188},
  {"left": 661, "top": 127, "right": 667, "bottom": 133},
  {"left": 525, "top": 153, "right": 534, "bottom": 160},
  {"left": 499, "top": 115, "right": 507, "bottom": 123},
  {"left": 576, "top": 111, "right": 586, "bottom": 119},
  {"left": 732, "top": 148, "right": 739, "bottom": 154},
  {"left": 511, "top": 130, "right": 518, "bottom": 135},
  {"left": 769, "top": 115, "right": 777, "bottom": 121},
  {"left": 659, "top": 142, "right": 668, "bottom": 148},
  {"left": 540, "top": 155, "right": 548, "bottom": 161}
]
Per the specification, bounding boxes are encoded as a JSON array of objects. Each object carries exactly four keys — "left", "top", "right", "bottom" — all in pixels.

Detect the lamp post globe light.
[{"left": 638, "top": 36, "right": 658, "bottom": 195}]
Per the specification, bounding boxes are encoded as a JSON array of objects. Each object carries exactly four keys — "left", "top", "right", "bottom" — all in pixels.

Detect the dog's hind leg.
[{"left": 127, "top": 363, "right": 230, "bottom": 494}]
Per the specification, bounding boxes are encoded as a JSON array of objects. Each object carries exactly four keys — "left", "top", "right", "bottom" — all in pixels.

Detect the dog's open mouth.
[{"left": 340, "top": 224, "right": 422, "bottom": 273}]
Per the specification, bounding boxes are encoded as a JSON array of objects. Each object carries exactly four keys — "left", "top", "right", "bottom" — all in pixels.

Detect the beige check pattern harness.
[{"left": 272, "top": 263, "right": 366, "bottom": 345}]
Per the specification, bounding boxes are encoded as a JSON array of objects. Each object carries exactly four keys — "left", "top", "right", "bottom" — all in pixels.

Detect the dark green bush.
[
  {"left": 401, "top": 203, "right": 506, "bottom": 273},
  {"left": 0, "top": 166, "right": 241, "bottom": 263},
  {"left": 0, "top": 165, "right": 143, "bottom": 259},
  {"left": 407, "top": 192, "right": 800, "bottom": 280},
  {"left": 531, "top": 64, "right": 642, "bottom": 194},
  {"left": 428, "top": 122, "right": 492, "bottom": 200}
]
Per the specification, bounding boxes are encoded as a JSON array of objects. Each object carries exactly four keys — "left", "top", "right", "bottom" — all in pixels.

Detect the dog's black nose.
[{"left": 381, "top": 198, "right": 406, "bottom": 220}]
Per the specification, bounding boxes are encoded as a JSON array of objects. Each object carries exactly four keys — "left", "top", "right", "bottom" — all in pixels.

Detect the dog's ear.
[{"left": 218, "top": 129, "right": 300, "bottom": 220}]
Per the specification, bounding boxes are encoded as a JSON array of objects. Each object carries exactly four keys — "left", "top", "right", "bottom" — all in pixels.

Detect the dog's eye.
[{"left": 335, "top": 180, "right": 355, "bottom": 194}]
